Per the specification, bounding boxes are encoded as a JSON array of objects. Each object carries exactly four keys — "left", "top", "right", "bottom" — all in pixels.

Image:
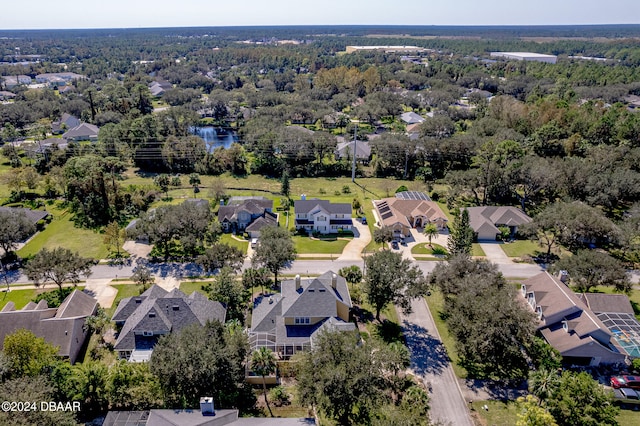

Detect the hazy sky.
[{"left": 1, "top": 0, "right": 638, "bottom": 29}]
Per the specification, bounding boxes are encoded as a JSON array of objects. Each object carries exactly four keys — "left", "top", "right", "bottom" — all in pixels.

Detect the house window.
[
  {"left": 294, "top": 317, "right": 310, "bottom": 324},
  {"left": 149, "top": 312, "right": 156, "bottom": 318},
  {"left": 172, "top": 305, "right": 179, "bottom": 311},
  {"left": 143, "top": 331, "right": 153, "bottom": 336}
]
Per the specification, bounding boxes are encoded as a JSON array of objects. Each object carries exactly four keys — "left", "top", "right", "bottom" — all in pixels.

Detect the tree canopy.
[{"left": 251, "top": 226, "right": 296, "bottom": 284}]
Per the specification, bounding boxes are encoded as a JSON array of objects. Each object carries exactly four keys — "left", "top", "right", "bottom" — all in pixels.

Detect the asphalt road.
[{"left": 399, "top": 297, "right": 474, "bottom": 426}]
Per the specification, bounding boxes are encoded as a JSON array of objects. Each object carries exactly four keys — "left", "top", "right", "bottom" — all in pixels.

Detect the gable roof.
[
  {"left": 578, "top": 293, "right": 635, "bottom": 315},
  {"left": 294, "top": 199, "right": 351, "bottom": 215},
  {"left": 245, "top": 212, "right": 277, "bottom": 232}
]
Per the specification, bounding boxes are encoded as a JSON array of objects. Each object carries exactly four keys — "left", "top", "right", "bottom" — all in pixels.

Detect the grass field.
[
  {"left": 293, "top": 235, "right": 350, "bottom": 254},
  {"left": 411, "top": 243, "right": 447, "bottom": 255},
  {"left": 17, "top": 205, "right": 109, "bottom": 260},
  {"left": 106, "top": 284, "right": 141, "bottom": 316},
  {"left": 500, "top": 239, "right": 569, "bottom": 259},
  {"left": 179, "top": 281, "right": 210, "bottom": 296},
  {"left": 219, "top": 233, "right": 249, "bottom": 253},
  {"left": 0, "top": 286, "right": 85, "bottom": 311},
  {"left": 471, "top": 243, "right": 486, "bottom": 257},
  {"left": 470, "top": 399, "right": 640, "bottom": 426}
]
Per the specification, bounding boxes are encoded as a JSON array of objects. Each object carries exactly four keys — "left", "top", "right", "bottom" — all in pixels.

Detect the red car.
[{"left": 611, "top": 375, "right": 640, "bottom": 390}]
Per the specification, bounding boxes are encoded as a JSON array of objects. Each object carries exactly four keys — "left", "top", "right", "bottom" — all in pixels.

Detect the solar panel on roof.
[{"left": 381, "top": 212, "right": 394, "bottom": 219}]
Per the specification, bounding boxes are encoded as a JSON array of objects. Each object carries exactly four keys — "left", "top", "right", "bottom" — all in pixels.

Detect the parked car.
[
  {"left": 250, "top": 238, "right": 258, "bottom": 249},
  {"left": 611, "top": 375, "right": 640, "bottom": 390},
  {"left": 619, "top": 387, "right": 640, "bottom": 399}
]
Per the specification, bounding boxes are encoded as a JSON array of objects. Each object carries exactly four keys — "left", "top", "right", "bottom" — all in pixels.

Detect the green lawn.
[
  {"left": 17, "top": 205, "right": 109, "bottom": 260},
  {"left": 500, "top": 239, "right": 569, "bottom": 259},
  {"left": 411, "top": 243, "right": 447, "bottom": 255},
  {"left": 470, "top": 400, "right": 640, "bottom": 426},
  {"left": 0, "top": 286, "right": 85, "bottom": 311},
  {"left": 293, "top": 235, "right": 350, "bottom": 254},
  {"left": 106, "top": 284, "right": 141, "bottom": 316},
  {"left": 471, "top": 243, "right": 486, "bottom": 257},
  {"left": 424, "top": 289, "right": 467, "bottom": 379},
  {"left": 219, "top": 233, "right": 249, "bottom": 253},
  {"left": 179, "top": 281, "right": 210, "bottom": 296},
  {"left": 470, "top": 400, "right": 519, "bottom": 425}
]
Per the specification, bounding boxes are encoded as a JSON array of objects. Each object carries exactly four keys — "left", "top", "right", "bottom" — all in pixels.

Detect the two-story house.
[
  {"left": 112, "top": 285, "right": 226, "bottom": 362},
  {"left": 249, "top": 271, "right": 355, "bottom": 359},
  {"left": 521, "top": 272, "right": 627, "bottom": 366},
  {"left": 294, "top": 199, "right": 352, "bottom": 235},
  {"left": 217, "top": 197, "right": 276, "bottom": 236}
]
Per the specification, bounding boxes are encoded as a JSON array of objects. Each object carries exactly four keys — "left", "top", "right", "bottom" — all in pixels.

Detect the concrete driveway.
[
  {"left": 392, "top": 228, "right": 450, "bottom": 260},
  {"left": 478, "top": 241, "right": 513, "bottom": 264},
  {"left": 399, "top": 298, "right": 474, "bottom": 426},
  {"left": 337, "top": 219, "right": 371, "bottom": 261},
  {"left": 83, "top": 278, "right": 118, "bottom": 308}
]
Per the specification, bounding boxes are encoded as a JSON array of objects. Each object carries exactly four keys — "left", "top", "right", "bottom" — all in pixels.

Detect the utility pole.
[{"left": 351, "top": 124, "right": 357, "bottom": 183}]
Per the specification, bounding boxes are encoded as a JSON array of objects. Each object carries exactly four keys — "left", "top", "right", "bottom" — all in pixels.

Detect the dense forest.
[{"left": 1, "top": 25, "right": 640, "bottom": 263}]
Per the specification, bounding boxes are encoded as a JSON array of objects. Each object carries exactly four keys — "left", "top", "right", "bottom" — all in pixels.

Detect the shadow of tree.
[
  {"left": 463, "top": 378, "right": 528, "bottom": 401},
  {"left": 401, "top": 320, "right": 450, "bottom": 376},
  {"left": 374, "top": 319, "right": 403, "bottom": 344}
]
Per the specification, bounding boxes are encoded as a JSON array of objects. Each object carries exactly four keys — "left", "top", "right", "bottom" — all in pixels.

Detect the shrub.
[
  {"left": 352, "top": 198, "right": 361, "bottom": 210},
  {"left": 431, "top": 191, "right": 440, "bottom": 201},
  {"left": 431, "top": 246, "right": 447, "bottom": 256},
  {"left": 342, "top": 185, "right": 351, "bottom": 194},
  {"left": 395, "top": 185, "right": 408, "bottom": 193},
  {"left": 319, "top": 188, "right": 326, "bottom": 195},
  {"left": 269, "top": 386, "right": 290, "bottom": 407},
  {"left": 334, "top": 190, "right": 341, "bottom": 196}
]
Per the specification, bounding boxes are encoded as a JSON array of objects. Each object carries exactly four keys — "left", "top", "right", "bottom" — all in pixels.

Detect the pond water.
[{"left": 190, "top": 126, "right": 238, "bottom": 152}]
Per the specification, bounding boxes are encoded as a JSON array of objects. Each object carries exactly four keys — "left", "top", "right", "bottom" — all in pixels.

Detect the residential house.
[
  {"left": 400, "top": 111, "right": 426, "bottom": 124},
  {"left": 465, "top": 206, "right": 532, "bottom": 240},
  {"left": 52, "top": 113, "right": 81, "bottom": 134},
  {"left": 249, "top": 271, "right": 355, "bottom": 359},
  {"left": 521, "top": 272, "right": 627, "bottom": 366},
  {"left": 217, "top": 197, "right": 275, "bottom": 236},
  {"left": 0, "top": 90, "right": 16, "bottom": 101},
  {"left": 0, "top": 290, "right": 98, "bottom": 364},
  {"left": 1, "top": 75, "right": 32, "bottom": 88},
  {"left": 35, "top": 72, "right": 85, "bottom": 86},
  {"left": 579, "top": 293, "right": 640, "bottom": 359},
  {"left": 62, "top": 122, "right": 99, "bottom": 141},
  {"left": 0, "top": 206, "right": 49, "bottom": 228},
  {"left": 406, "top": 123, "right": 422, "bottom": 140},
  {"left": 294, "top": 198, "right": 352, "bottom": 234},
  {"left": 105, "top": 404, "right": 314, "bottom": 426},
  {"left": 335, "top": 139, "right": 371, "bottom": 163},
  {"left": 149, "top": 80, "right": 172, "bottom": 97},
  {"left": 374, "top": 191, "right": 447, "bottom": 238},
  {"left": 112, "top": 285, "right": 226, "bottom": 361}
]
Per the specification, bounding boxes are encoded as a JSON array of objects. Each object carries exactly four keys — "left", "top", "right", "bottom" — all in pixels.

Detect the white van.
[{"left": 250, "top": 238, "right": 258, "bottom": 248}]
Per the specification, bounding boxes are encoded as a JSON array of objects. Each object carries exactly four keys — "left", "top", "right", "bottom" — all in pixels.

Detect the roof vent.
[
  {"left": 331, "top": 273, "right": 338, "bottom": 289},
  {"left": 295, "top": 274, "right": 301, "bottom": 290},
  {"left": 200, "top": 397, "right": 215, "bottom": 416},
  {"left": 268, "top": 297, "right": 274, "bottom": 304}
]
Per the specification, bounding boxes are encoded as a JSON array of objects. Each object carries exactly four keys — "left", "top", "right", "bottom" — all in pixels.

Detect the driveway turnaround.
[{"left": 398, "top": 298, "right": 474, "bottom": 426}]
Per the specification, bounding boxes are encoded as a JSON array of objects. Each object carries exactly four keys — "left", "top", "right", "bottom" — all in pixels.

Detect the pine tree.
[
  {"left": 280, "top": 170, "right": 290, "bottom": 198},
  {"left": 447, "top": 208, "right": 474, "bottom": 257}
]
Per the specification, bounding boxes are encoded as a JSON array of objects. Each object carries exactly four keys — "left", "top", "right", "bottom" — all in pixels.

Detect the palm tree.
[
  {"left": 423, "top": 223, "right": 439, "bottom": 248},
  {"left": 251, "top": 347, "right": 277, "bottom": 417},
  {"left": 528, "top": 369, "right": 560, "bottom": 403}
]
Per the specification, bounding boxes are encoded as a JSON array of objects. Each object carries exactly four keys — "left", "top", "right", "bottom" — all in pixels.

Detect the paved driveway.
[
  {"left": 337, "top": 219, "right": 371, "bottom": 261},
  {"left": 478, "top": 241, "right": 513, "bottom": 264},
  {"left": 399, "top": 298, "right": 474, "bottom": 426}
]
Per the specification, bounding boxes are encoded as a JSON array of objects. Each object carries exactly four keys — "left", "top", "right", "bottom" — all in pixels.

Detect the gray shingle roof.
[
  {"left": 218, "top": 199, "right": 273, "bottom": 222},
  {"left": 62, "top": 122, "right": 99, "bottom": 140},
  {"left": 0, "top": 207, "right": 49, "bottom": 225},
  {"left": 245, "top": 213, "right": 277, "bottom": 232},
  {"left": 114, "top": 287, "right": 227, "bottom": 351},
  {"left": 294, "top": 200, "right": 351, "bottom": 215},
  {"left": 465, "top": 206, "right": 532, "bottom": 234},
  {"left": 335, "top": 140, "right": 371, "bottom": 160}
]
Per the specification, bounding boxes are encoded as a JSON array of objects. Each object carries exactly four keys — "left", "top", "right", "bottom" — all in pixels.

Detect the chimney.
[
  {"left": 200, "top": 397, "right": 215, "bottom": 416},
  {"left": 295, "top": 274, "right": 301, "bottom": 291},
  {"left": 558, "top": 270, "right": 569, "bottom": 283},
  {"left": 331, "top": 273, "right": 337, "bottom": 289}
]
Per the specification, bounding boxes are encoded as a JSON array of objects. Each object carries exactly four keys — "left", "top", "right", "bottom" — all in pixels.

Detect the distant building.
[
  {"left": 335, "top": 140, "right": 371, "bottom": 163},
  {"left": 35, "top": 72, "right": 85, "bottom": 86},
  {"left": 0, "top": 290, "right": 98, "bottom": 364},
  {"left": 62, "top": 122, "right": 99, "bottom": 141},
  {"left": 400, "top": 111, "right": 426, "bottom": 125},
  {"left": 52, "top": 113, "right": 81, "bottom": 134},
  {"left": 218, "top": 197, "right": 276, "bottom": 237},
  {"left": 490, "top": 52, "right": 557, "bottom": 64},
  {"left": 346, "top": 45, "right": 428, "bottom": 54},
  {"left": 1, "top": 75, "right": 32, "bottom": 88},
  {"left": 374, "top": 191, "right": 448, "bottom": 238}
]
